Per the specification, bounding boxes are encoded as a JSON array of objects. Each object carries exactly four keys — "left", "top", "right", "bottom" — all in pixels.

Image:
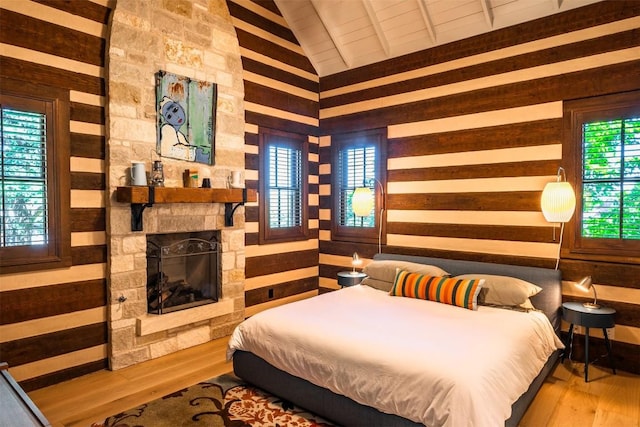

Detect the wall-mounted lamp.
[
  {"left": 351, "top": 252, "right": 363, "bottom": 274},
  {"left": 541, "top": 167, "right": 576, "bottom": 223},
  {"left": 575, "top": 276, "right": 600, "bottom": 309},
  {"left": 352, "top": 187, "right": 374, "bottom": 216},
  {"left": 541, "top": 167, "right": 576, "bottom": 270},
  {"left": 352, "top": 179, "right": 385, "bottom": 253}
]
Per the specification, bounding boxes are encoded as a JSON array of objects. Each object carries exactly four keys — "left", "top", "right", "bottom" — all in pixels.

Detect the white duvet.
[{"left": 227, "top": 285, "right": 564, "bottom": 427}]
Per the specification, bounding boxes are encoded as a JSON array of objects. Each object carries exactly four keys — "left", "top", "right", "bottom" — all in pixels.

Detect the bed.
[{"left": 227, "top": 254, "right": 564, "bottom": 426}]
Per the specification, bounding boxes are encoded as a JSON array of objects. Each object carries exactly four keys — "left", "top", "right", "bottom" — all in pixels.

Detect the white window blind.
[
  {"left": 337, "top": 145, "right": 376, "bottom": 227},
  {"left": 582, "top": 117, "right": 640, "bottom": 240},
  {"left": 0, "top": 107, "right": 48, "bottom": 247},
  {"left": 268, "top": 144, "right": 302, "bottom": 228}
]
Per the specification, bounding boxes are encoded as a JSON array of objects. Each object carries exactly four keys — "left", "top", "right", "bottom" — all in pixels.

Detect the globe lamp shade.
[
  {"left": 541, "top": 181, "right": 576, "bottom": 223},
  {"left": 352, "top": 187, "right": 374, "bottom": 217}
]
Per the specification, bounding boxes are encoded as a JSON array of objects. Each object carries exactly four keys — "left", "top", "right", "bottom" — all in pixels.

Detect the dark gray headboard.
[{"left": 373, "top": 253, "right": 563, "bottom": 333}]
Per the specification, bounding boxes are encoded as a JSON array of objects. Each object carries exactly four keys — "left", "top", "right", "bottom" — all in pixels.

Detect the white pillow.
[
  {"left": 364, "top": 260, "right": 449, "bottom": 282},
  {"left": 362, "top": 260, "right": 449, "bottom": 292},
  {"left": 360, "top": 277, "right": 394, "bottom": 292},
  {"left": 454, "top": 274, "right": 542, "bottom": 307}
]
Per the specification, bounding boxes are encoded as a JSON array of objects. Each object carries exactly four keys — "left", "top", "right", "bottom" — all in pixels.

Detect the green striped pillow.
[{"left": 390, "top": 270, "right": 484, "bottom": 310}]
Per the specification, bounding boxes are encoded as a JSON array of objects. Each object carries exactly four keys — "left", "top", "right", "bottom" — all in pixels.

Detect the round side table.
[
  {"left": 561, "top": 301, "right": 616, "bottom": 382},
  {"left": 337, "top": 271, "right": 367, "bottom": 288}
]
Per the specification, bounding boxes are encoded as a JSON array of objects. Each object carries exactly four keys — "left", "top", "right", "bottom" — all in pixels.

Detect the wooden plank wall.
[
  {"left": 226, "top": 0, "right": 321, "bottom": 315},
  {"left": 1, "top": 0, "right": 637, "bottom": 391},
  {"left": 0, "top": 0, "right": 111, "bottom": 391},
  {"left": 318, "top": 1, "right": 640, "bottom": 374}
]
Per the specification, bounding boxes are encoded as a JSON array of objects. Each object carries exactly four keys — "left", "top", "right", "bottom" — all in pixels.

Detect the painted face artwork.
[
  {"left": 155, "top": 73, "right": 217, "bottom": 165},
  {"left": 161, "top": 99, "right": 186, "bottom": 130}
]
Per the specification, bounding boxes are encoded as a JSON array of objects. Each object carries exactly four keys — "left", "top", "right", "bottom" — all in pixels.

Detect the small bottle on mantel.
[
  {"left": 189, "top": 170, "right": 198, "bottom": 187},
  {"left": 183, "top": 169, "right": 198, "bottom": 187},
  {"left": 151, "top": 161, "right": 164, "bottom": 186}
]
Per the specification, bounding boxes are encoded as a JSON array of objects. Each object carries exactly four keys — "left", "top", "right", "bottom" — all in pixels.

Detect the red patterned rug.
[{"left": 91, "top": 373, "right": 335, "bottom": 427}]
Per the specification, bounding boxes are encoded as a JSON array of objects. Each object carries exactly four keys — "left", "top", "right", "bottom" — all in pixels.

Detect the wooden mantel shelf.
[
  {"left": 115, "top": 186, "right": 257, "bottom": 231},
  {"left": 116, "top": 186, "right": 257, "bottom": 204}
]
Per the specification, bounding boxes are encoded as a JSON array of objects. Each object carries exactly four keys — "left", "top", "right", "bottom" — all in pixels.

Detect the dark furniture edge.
[{"left": 0, "top": 362, "right": 51, "bottom": 426}]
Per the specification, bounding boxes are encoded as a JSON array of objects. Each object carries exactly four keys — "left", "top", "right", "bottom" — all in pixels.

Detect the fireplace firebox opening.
[{"left": 146, "top": 231, "right": 221, "bottom": 314}]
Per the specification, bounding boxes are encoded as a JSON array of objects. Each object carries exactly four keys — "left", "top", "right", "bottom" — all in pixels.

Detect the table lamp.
[
  {"left": 351, "top": 252, "right": 363, "bottom": 274},
  {"left": 575, "top": 276, "right": 600, "bottom": 309}
]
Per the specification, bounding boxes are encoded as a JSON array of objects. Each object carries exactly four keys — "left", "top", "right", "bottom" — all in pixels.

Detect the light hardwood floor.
[{"left": 28, "top": 336, "right": 639, "bottom": 427}]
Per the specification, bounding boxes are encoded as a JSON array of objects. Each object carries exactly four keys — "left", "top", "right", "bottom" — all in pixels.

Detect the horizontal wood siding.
[
  {"left": 0, "top": 323, "right": 107, "bottom": 367},
  {"left": 0, "top": 9, "right": 105, "bottom": 66},
  {"left": 0, "top": 0, "right": 110, "bottom": 390},
  {"left": 317, "top": 2, "right": 640, "bottom": 374},
  {"left": 227, "top": 0, "right": 320, "bottom": 312},
  {"left": 4, "top": 0, "right": 638, "bottom": 390},
  {"left": 0, "top": 279, "right": 106, "bottom": 325}
]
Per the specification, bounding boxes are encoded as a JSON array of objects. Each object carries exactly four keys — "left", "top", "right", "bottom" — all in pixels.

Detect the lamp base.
[{"left": 583, "top": 302, "right": 601, "bottom": 309}]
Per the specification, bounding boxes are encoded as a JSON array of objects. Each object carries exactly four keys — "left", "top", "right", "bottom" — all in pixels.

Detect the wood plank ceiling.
[{"left": 274, "top": 0, "right": 604, "bottom": 76}]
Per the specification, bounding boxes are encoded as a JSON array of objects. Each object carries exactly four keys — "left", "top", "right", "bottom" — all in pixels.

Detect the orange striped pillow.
[{"left": 390, "top": 270, "right": 484, "bottom": 310}]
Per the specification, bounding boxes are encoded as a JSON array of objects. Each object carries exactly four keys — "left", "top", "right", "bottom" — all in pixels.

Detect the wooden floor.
[{"left": 28, "top": 336, "right": 640, "bottom": 427}]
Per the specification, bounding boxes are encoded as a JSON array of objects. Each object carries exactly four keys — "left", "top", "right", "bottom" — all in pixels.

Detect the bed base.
[
  {"left": 233, "top": 254, "right": 563, "bottom": 426},
  {"left": 234, "top": 350, "right": 421, "bottom": 427},
  {"left": 234, "top": 349, "right": 560, "bottom": 427}
]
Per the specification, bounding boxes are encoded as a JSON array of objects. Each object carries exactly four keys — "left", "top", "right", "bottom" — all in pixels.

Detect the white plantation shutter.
[
  {"left": 0, "top": 107, "right": 48, "bottom": 247},
  {"left": 337, "top": 145, "right": 376, "bottom": 227},
  {"left": 268, "top": 144, "right": 302, "bottom": 228},
  {"left": 259, "top": 128, "right": 308, "bottom": 244},
  {"left": 331, "top": 128, "right": 386, "bottom": 245},
  {"left": 1, "top": 80, "right": 71, "bottom": 273}
]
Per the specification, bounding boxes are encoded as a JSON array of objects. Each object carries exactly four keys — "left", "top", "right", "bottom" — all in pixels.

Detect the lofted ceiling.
[{"left": 274, "top": 0, "right": 603, "bottom": 77}]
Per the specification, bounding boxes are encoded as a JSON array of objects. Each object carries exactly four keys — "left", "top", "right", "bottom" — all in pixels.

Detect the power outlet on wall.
[
  {"left": 572, "top": 325, "right": 584, "bottom": 335},
  {"left": 606, "top": 327, "right": 615, "bottom": 339}
]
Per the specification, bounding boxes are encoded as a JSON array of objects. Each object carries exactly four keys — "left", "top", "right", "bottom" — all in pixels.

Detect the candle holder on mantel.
[{"left": 151, "top": 160, "right": 164, "bottom": 186}]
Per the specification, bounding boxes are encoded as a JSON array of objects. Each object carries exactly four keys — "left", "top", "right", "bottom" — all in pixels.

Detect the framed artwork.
[{"left": 155, "top": 71, "right": 217, "bottom": 165}]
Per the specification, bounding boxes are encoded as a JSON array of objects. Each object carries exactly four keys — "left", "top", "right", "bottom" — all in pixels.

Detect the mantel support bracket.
[
  {"left": 131, "top": 186, "right": 155, "bottom": 231},
  {"left": 225, "top": 188, "right": 247, "bottom": 227}
]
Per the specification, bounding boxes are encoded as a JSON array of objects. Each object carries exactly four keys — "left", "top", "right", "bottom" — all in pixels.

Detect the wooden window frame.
[
  {"left": 564, "top": 90, "right": 640, "bottom": 263},
  {"left": 258, "top": 127, "right": 309, "bottom": 245},
  {"left": 331, "top": 128, "right": 387, "bottom": 245},
  {"left": 0, "top": 78, "right": 71, "bottom": 273}
]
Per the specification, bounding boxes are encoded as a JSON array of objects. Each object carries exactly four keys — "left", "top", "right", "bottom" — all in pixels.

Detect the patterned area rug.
[{"left": 91, "top": 373, "right": 336, "bottom": 427}]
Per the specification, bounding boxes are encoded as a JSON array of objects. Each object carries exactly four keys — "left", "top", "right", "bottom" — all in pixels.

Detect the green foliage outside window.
[
  {"left": 0, "top": 108, "right": 48, "bottom": 247},
  {"left": 582, "top": 117, "right": 640, "bottom": 240}
]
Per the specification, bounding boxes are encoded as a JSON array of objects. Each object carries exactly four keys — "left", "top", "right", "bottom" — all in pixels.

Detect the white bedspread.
[{"left": 227, "top": 285, "right": 564, "bottom": 427}]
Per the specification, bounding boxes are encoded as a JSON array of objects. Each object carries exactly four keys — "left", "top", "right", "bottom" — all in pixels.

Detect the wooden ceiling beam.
[
  {"left": 479, "top": 0, "right": 494, "bottom": 29},
  {"left": 362, "top": 0, "right": 390, "bottom": 56},
  {"left": 309, "top": 0, "right": 351, "bottom": 68},
  {"left": 416, "top": 0, "right": 437, "bottom": 43}
]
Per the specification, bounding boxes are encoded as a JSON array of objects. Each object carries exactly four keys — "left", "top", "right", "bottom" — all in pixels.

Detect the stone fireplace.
[{"left": 106, "top": 0, "right": 246, "bottom": 370}]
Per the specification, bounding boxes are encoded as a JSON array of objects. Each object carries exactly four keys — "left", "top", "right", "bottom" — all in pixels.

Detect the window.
[
  {"left": 0, "top": 78, "right": 71, "bottom": 273},
  {"left": 331, "top": 128, "right": 386, "bottom": 244},
  {"left": 564, "top": 90, "right": 640, "bottom": 260},
  {"left": 259, "top": 128, "right": 308, "bottom": 244}
]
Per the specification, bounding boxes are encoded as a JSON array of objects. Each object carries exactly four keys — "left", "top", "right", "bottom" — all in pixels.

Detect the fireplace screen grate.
[{"left": 147, "top": 236, "right": 220, "bottom": 314}]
